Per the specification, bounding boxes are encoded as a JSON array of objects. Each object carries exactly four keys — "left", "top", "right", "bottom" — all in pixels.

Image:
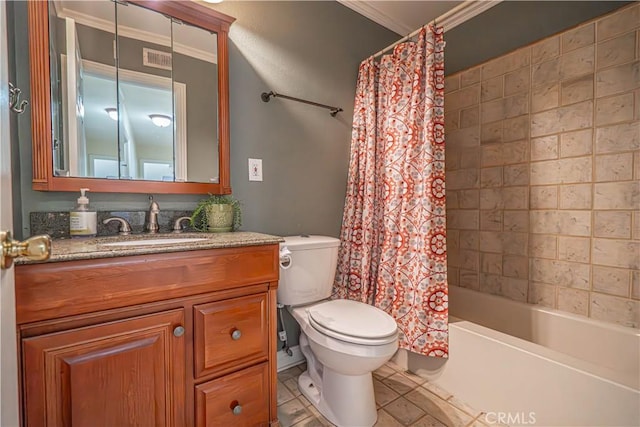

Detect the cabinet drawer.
[
  {"left": 195, "top": 362, "right": 269, "bottom": 427},
  {"left": 194, "top": 293, "right": 268, "bottom": 377}
]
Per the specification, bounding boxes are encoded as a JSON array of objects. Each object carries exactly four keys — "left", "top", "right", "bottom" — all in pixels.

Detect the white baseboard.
[{"left": 277, "top": 345, "right": 305, "bottom": 372}]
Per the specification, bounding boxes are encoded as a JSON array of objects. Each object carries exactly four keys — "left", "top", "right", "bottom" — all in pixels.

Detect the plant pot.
[{"left": 205, "top": 204, "right": 234, "bottom": 232}]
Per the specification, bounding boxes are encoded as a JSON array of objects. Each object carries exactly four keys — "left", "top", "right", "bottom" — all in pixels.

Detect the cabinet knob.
[
  {"left": 231, "top": 329, "right": 242, "bottom": 340},
  {"left": 173, "top": 326, "right": 185, "bottom": 337},
  {"left": 231, "top": 404, "right": 242, "bottom": 415}
]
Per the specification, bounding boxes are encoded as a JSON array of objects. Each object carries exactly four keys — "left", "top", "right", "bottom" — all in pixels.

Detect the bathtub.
[{"left": 392, "top": 286, "right": 640, "bottom": 427}]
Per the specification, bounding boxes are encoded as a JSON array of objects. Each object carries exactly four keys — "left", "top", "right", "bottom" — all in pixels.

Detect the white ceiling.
[{"left": 338, "top": 1, "right": 501, "bottom": 36}]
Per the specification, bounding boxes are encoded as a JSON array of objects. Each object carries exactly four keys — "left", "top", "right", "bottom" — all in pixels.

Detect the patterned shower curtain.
[{"left": 333, "top": 26, "right": 448, "bottom": 357}]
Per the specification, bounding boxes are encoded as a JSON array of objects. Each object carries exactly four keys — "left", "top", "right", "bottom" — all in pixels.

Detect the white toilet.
[{"left": 278, "top": 235, "right": 399, "bottom": 427}]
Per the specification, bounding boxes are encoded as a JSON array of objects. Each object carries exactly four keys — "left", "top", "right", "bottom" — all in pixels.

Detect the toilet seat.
[{"left": 307, "top": 300, "right": 398, "bottom": 345}]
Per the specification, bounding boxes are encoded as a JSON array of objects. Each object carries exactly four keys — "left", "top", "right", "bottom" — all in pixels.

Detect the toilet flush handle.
[{"left": 279, "top": 246, "right": 292, "bottom": 270}]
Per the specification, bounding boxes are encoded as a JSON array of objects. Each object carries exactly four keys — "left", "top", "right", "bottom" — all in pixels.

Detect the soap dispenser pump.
[{"left": 70, "top": 188, "right": 97, "bottom": 237}]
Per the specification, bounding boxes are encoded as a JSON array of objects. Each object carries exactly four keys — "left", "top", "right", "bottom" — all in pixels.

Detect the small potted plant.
[{"left": 190, "top": 194, "right": 241, "bottom": 232}]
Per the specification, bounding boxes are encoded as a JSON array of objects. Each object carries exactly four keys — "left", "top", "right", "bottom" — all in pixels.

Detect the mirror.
[{"left": 28, "top": 0, "right": 234, "bottom": 194}]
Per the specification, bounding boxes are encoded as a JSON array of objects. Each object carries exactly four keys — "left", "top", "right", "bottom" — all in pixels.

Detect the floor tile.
[
  {"left": 373, "top": 378, "right": 401, "bottom": 407},
  {"left": 447, "top": 396, "right": 482, "bottom": 418},
  {"left": 278, "top": 366, "right": 302, "bottom": 382},
  {"left": 373, "top": 364, "right": 397, "bottom": 380},
  {"left": 399, "top": 369, "right": 428, "bottom": 385},
  {"left": 411, "top": 414, "right": 446, "bottom": 427},
  {"left": 284, "top": 376, "right": 302, "bottom": 397},
  {"left": 374, "top": 409, "right": 404, "bottom": 426},
  {"left": 277, "top": 380, "right": 295, "bottom": 405},
  {"left": 404, "top": 387, "right": 473, "bottom": 427},
  {"left": 383, "top": 396, "right": 426, "bottom": 425},
  {"left": 381, "top": 372, "right": 421, "bottom": 395},
  {"left": 278, "top": 397, "right": 313, "bottom": 427},
  {"left": 421, "top": 381, "right": 453, "bottom": 400}
]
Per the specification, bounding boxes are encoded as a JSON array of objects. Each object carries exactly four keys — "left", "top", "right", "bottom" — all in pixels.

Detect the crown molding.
[{"left": 337, "top": 0, "right": 502, "bottom": 35}]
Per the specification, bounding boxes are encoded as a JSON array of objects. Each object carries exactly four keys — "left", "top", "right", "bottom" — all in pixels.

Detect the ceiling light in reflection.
[
  {"left": 149, "top": 114, "right": 172, "bottom": 128},
  {"left": 105, "top": 107, "right": 118, "bottom": 121}
]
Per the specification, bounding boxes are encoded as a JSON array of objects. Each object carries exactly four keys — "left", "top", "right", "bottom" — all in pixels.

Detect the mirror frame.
[{"left": 27, "top": 0, "right": 235, "bottom": 194}]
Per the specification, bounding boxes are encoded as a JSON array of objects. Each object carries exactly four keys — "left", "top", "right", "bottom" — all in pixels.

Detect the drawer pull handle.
[
  {"left": 232, "top": 403, "right": 242, "bottom": 415},
  {"left": 231, "top": 329, "right": 242, "bottom": 340},
  {"left": 173, "top": 326, "right": 185, "bottom": 337}
]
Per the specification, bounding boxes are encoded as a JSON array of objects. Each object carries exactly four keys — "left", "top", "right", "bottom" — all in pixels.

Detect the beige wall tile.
[
  {"left": 480, "top": 231, "right": 503, "bottom": 253},
  {"left": 634, "top": 151, "right": 640, "bottom": 181},
  {"left": 504, "top": 164, "right": 529, "bottom": 186},
  {"left": 504, "top": 67, "right": 530, "bottom": 96},
  {"left": 529, "top": 235, "right": 557, "bottom": 259},
  {"left": 595, "top": 60, "right": 640, "bottom": 98},
  {"left": 479, "top": 273, "right": 502, "bottom": 295},
  {"left": 592, "top": 238, "right": 640, "bottom": 269},
  {"left": 595, "top": 93, "right": 635, "bottom": 126},
  {"left": 501, "top": 277, "right": 528, "bottom": 302},
  {"left": 558, "top": 236, "right": 591, "bottom": 263},
  {"left": 532, "top": 58, "right": 560, "bottom": 87},
  {"left": 460, "top": 147, "right": 481, "bottom": 169},
  {"left": 447, "top": 84, "right": 480, "bottom": 111},
  {"left": 459, "top": 249, "right": 480, "bottom": 271},
  {"left": 528, "top": 282, "right": 557, "bottom": 308},
  {"left": 557, "top": 288, "right": 589, "bottom": 316},
  {"left": 460, "top": 106, "right": 480, "bottom": 128},
  {"left": 480, "top": 76, "right": 503, "bottom": 102},
  {"left": 448, "top": 267, "right": 459, "bottom": 286},
  {"left": 530, "top": 157, "right": 592, "bottom": 185},
  {"left": 459, "top": 230, "right": 479, "bottom": 250},
  {"left": 459, "top": 270, "right": 479, "bottom": 289},
  {"left": 447, "top": 126, "right": 480, "bottom": 149},
  {"left": 503, "top": 255, "right": 528, "bottom": 279},
  {"left": 503, "top": 140, "right": 529, "bottom": 165},
  {"left": 593, "top": 266, "right": 631, "bottom": 297},
  {"left": 480, "top": 210, "right": 502, "bottom": 231},
  {"left": 481, "top": 167, "right": 502, "bottom": 188},
  {"left": 447, "top": 191, "right": 459, "bottom": 209},
  {"left": 481, "top": 144, "right": 503, "bottom": 167},
  {"left": 595, "top": 121, "right": 640, "bottom": 154},
  {"left": 531, "top": 136, "right": 559, "bottom": 161},
  {"left": 448, "top": 169, "right": 479, "bottom": 190},
  {"left": 559, "top": 183, "right": 592, "bottom": 209},
  {"left": 594, "top": 181, "right": 640, "bottom": 209},
  {"left": 482, "top": 49, "right": 531, "bottom": 80},
  {"left": 560, "top": 129, "right": 592, "bottom": 158},
  {"left": 560, "top": 45, "right": 594, "bottom": 80},
  {"left": 480, "top": 121, "right": 502, "bottom": 145},
  {"left": 561, "top": 74, "right": 594, "bottom": 106},
  {"left": 447, "top": 210, "right": 479, "bottom": 230},
  {"left": 481, "top": 93, "right": 529, "bottom": 124},
  {"left": 597, "top": 31, "right": 636, "bottom": 69},
  {"left": 595, "top": 153, "right": 634, "bottom": 182},
  {"left": 503, "top": 186, "right": 529, "bottom": 209},
  {"left": 636, "top": 89, "right": 640, "bottom": 120},
  {"left": 502, "top": 115, "right": 529, "bottom": 143},
  {"left": 480, "top": 188, "right": 502, "bottom": 210},
  {"left": 532, "top": 36, "right": 560, "bottom": 64},
  {"left": 446, "top": 148, "right": 461, "bottom": 171},
  {"left": 634, "top": 211, "right": 640, "bottom": 240},
  {"left": 530, "top": 100, "right": 593, "bottom": 137},
  {"left": 501, "top": 232, "right": 528, "bottom": 256},
  {"left": 562, "top": 23, "right": 594, "bottom": 53},
  {"left": 458, "top": 189, "right": 480, "bottom": 209},
  {"left": 590, "top": 293, "right": 639, "bottom": 328},
  {"left": 530, "top": 186, "right": 558, "bottom": 209},
  {"left": 460, "top": 67, "right": 481, "bottom": 87},
  {"left": 445, "top": 109, "right": 460, "bottom": 133},
  {"left": 504, "top": 210, "right": 529, "bottom": 232},
  {"left": 594, "top": 211, "right": 632, "bottom": 238},
  {"left": 632, "top": 271, "right": 640, "bottom": 299},
  {"left": 445, "top": 75, "right": 460, "bottom": 93},
  {"left": 531, "top": 258, "right": 590, "bottom": 289},
  {"left": 596, "top": 4, "right": 640, "bottom": 42},
  {"left": 530, "top": 210, "right": 591, "bottom": 236},
  {"left": 481, "top": 253, "right": 502, "bottom": 274},
  {"left": 531, "top": 82, "right": 560, "bottom": 113}
]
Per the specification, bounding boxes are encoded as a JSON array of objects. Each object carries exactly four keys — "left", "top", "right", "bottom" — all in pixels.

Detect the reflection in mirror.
[{"left": 49, "top": 0, "right": 220, "bottom": 184}]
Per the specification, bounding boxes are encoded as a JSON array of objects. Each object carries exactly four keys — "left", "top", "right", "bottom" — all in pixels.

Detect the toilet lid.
[{"left": 307, "top": 300, "right": 397, "bottom": 344}]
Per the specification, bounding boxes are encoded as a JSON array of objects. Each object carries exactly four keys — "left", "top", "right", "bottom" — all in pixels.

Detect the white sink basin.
[{"left": 101, "top": 237, "right": 207, "bottom": 247}]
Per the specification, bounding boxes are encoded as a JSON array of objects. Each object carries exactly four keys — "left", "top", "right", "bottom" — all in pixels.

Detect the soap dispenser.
[{"left": 70, "top": 188, "right": 97, "bottom": 238}]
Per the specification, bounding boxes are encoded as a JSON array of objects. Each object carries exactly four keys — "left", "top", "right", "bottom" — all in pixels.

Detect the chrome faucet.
[
  {"left": 103, "top": 217, "right": 132, "bottom": 235},
  {"left": 172, "top": 216, "right": 192, "bottom": 233},
  {"left": 145, "top": 196, "right": 160, "bottom": 233}
]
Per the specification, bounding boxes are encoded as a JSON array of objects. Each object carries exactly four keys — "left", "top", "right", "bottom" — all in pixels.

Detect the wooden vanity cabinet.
[{"left": 15, "top": 244, "right": 280, "bottom": 427}]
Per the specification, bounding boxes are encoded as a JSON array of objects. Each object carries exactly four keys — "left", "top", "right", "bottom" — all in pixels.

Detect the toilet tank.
[{"left": 278, "top": 235, "right": 340, "bottom": 306}]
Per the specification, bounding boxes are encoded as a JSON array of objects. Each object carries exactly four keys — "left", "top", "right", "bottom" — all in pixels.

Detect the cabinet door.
[
  {"left": 195, "top": 362, "right": 269, "bottom": 427},
  {"left": 22, "top": 309, "right": 185, "bottom": 427}
]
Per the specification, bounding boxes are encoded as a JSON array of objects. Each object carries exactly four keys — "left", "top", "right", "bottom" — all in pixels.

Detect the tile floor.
[{"left": 277, "top": 361, "right": 497, "bottom": 427}]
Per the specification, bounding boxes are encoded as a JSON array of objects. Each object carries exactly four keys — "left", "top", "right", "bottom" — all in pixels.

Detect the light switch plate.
[{"left": 248, "top": 158, "right": 263, "bottom": 181}]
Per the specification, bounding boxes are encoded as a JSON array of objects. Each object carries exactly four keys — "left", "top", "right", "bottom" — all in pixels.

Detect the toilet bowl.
[{"left": 278, "top": 236, "right": 399, "bottom": 427}]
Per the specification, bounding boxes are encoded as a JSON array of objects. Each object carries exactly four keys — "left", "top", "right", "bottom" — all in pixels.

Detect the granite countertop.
[{"left": 16, "top": 231, "right": 284, "bottom": 265}]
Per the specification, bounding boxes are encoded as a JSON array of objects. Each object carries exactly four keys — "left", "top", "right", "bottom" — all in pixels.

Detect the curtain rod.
[
  {"left": 373, "top": 1, "right": 499, "bottom": 58},
  {"left": 261, "top": 91, "right": 343, "bottom": 117}
]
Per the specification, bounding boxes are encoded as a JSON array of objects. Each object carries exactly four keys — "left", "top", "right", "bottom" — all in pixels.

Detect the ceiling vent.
[{"left": 143, "top": 48, "right": 172, "bottom": 71}]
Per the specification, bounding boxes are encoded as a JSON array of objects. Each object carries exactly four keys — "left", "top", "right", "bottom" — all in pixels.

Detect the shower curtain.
[{"left": 333, "top": 26, "right": 448, "bottom": 357}]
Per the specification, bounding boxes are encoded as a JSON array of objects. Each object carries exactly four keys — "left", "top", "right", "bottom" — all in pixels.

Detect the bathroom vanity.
[{"left": 14, "top": 233, "right": 281, "bottom": 426}]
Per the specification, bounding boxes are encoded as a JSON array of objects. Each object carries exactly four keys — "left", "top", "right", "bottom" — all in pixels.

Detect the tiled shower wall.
[{"left": 445, "top": 4, "right": 639, "bottom": 328}]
